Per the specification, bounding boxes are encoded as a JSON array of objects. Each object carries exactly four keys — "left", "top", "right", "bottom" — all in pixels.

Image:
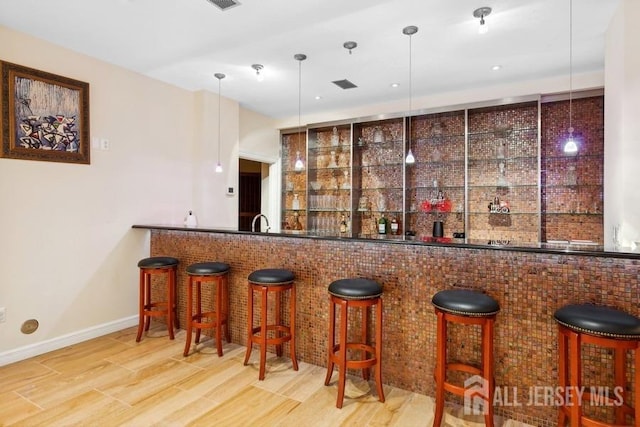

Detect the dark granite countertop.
[{"left": 131, "top": 224, "right": 640, "bottom": 259}]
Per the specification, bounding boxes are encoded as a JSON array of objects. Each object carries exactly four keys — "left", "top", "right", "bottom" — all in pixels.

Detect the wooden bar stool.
[
  {"left": 136, "top": 256, "right": 179, "bottom": 342},
  {"left": 183, "top": 261, "right": 231, "bottom": 357},
  {"left": 324, "top": 278, "right": 384, "bottom": 409},
  {"left": 431, "top": 289, "right": 500, "bottom": 427},
  {"left": 554, "top": 304, "right": 640, "bottom": 427},
  {"left": 243, "top": 268, "right": 298, "bottom": 380}
]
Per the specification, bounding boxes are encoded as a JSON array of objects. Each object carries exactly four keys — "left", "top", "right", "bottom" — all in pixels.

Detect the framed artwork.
[{"left": 0, "top": 61, "right": 90, "bottom": 164}]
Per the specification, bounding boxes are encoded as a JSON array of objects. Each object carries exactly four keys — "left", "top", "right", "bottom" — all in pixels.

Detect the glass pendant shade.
[
  {"left": 405, "top": 149, "right": 415, "bottom": 164},
  {"left": 294, "top": 151, "right": 304, "bottom": 171},
  {"left": 564, "top": 128, "right": 578, "bottom": 155}
]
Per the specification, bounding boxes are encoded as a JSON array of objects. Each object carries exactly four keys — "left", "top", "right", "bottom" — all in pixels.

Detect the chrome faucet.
[{"left": 251, "top": 214, "right": 271, "bottom": 233}]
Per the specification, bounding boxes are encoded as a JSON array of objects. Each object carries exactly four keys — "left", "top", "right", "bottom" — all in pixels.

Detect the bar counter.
[{"left": 133, "top": 224, "right": 640, "bottom": 426}]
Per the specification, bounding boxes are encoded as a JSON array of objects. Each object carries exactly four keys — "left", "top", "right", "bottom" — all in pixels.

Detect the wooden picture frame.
[{"left": 0, "top": 61, "right": 90, "bottom": 164}]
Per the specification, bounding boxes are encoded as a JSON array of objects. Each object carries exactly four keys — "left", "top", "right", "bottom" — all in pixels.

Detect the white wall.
[
  {"left": 0, "top": 26, "right": 237, "bottom": 361},
  {"left": 605, "top": 0, "right": 640, "bottom": 247},
  {"left": 193, "top": 91, "right": 240, "bottom": 227}
]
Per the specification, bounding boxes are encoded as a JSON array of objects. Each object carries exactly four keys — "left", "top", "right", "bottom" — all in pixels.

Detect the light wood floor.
[{"left": 0, "top": 325, "right": 533, "bottom": 426}]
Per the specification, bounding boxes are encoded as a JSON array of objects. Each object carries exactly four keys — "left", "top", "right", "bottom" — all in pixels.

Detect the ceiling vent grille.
[
  {"left": 205, "top": 0, "right": 241, "bottom": 11},
  {"left": 332, "top": 79, "right": 358, "bottom": 90}
]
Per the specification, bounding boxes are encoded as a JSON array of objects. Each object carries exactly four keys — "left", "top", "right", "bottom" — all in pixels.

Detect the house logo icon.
[{"left": 464, "top": 375, "right": 490, "bottom": 415}]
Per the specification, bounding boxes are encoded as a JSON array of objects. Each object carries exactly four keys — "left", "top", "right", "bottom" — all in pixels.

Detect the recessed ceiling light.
[
  {"left": 390, "top": 83, "right": 400, "bottom": 88},
  {"left": 492, "top": 65, "right": 502, "bottom": 71},
  {"left": 315, "top": 95, "right": 322, "bottom": 100}
]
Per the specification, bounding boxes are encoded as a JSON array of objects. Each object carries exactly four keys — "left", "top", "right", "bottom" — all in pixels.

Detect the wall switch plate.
[
  {"left": 226, "top": 187, "right": 234, "bottom": 196},
  {"left": 100, "top": 139, "right": 110, "bottom": 150},
  {"left": 0, "top": 307, "right": 6, "bottom": 323}
]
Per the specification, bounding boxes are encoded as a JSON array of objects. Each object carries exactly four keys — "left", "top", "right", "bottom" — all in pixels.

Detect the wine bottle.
[
  {"left": 390, "top": 217, "right": 399, "bottom": 235},
  {"left": 378, "top": 214, "right": 387, "bottom": 234}
]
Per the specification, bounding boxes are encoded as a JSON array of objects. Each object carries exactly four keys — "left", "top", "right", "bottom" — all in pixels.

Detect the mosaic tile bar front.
[{"left": 149, "top": 228, "right": 639, "bottom": 427}]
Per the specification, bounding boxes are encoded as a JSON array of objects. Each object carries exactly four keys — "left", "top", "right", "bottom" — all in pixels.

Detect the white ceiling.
[{"left": 0, "top": 0, "right": 620, "bottom": 119}]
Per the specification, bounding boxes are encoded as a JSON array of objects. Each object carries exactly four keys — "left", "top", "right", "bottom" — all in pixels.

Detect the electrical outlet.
[
  {"left": 0, "top": 307, "right": 6, "bottom": 323},
  {"left": 100, "top": 139, "right": 110, "bottom": 150}
]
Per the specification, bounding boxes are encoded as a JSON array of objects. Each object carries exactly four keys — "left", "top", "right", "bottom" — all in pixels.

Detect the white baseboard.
[{"left": 0, "top": 315, "right": 138, "bottom": 367}]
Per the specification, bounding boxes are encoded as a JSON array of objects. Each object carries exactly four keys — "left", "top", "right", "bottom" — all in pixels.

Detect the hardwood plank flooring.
[{"left": 0, "top": 325, "right": 533, "bottom": 426}]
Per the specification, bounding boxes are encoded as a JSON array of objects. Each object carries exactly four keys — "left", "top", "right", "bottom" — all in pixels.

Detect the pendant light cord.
[
  {"left": 298, "top": 58, "right": 302, "bottom": 142},
  {"left": 408, "top": 32, "right": 413, "bottom": 152},
  {"left": 569, "top": 0, "right": 573, "bottom": 132},
  {"left": 218, "top": 77, "right": 222, "bottom": 163}
]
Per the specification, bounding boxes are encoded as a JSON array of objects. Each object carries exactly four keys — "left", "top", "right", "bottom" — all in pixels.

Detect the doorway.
[{"left": 238, "top": 159, "right": 263, "bottom": 231}]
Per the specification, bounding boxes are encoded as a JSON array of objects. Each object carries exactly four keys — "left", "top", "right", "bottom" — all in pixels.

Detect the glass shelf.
[{"left": 308, "top": 144, "right": 351, "bottom": 153}]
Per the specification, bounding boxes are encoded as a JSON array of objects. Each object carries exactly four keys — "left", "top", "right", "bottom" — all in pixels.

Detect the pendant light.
[
  {"left": 563, "top": 0, "right": 578, "bottom": 155},
  {"left": 214, "top": 72, "right": 225, "bottom": 173},
  {"left": 294, "top": 54, "right": 307, "bottom": 171},
  {"left": 473, "top": 7, "right": 492, "bottom": 35},
  {"left": 403, "top": 26, "right": 418, "bottom": 165},
  {"left": 251, "top": 64, "right": 264, "bottom": 82}
]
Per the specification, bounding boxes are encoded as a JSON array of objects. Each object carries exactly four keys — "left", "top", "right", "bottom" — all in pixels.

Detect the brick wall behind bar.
[{"left": 150, "top": 229, "right": 639, "bottom": 426}]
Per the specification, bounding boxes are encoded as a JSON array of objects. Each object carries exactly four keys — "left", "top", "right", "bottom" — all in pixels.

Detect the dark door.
[{"left": 239, "top": 172, "right": 261, "bottom": 231}]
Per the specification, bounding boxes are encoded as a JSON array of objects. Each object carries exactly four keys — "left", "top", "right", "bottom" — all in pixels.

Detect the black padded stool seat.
[
  {"left": 187, "top": 262, "right": 230, "bottom": 276},
  {"left": 328, "top": 278, "right": 383, "bottom": 300},
  {"left": 248, "top": 268, "right": 294, "bottom": 285},
  {"left": 244, "top": 268, "right": 298, "bottom": 380},
  {"left": 431, "top": 289, "right": 500, "bottom": 316},
  {"left": 136, "top": 256, "right": 179, "bottom": 342},
  {"left": 184, "top": 261, "right": 231, "bottom": 357},
  {"left": 325, "top": 278, "right": 384, "bottom": 408},
  {"left": 554, "top": 303, "right": 640, "bottom": 426},
  {"left": 138, "top": 256, "right": 179, "bottom": 269},
  {"left": 554, "top": 304, "right": 640, "bottom": 338},
  {"left": 432, "top": 289, "right": 499, "bottom": 427}
]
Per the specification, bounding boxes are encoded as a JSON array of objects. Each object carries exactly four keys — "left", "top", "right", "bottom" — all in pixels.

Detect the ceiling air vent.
[
  {"left": 204, "top": 0, "right": 241, "bottom": 11},
  {"left": 332, "top": 79, "right": 358, "bottom": 90}
]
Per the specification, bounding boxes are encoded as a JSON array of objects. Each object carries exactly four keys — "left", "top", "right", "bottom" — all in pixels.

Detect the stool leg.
[
  {"left": 259, "top": 286, "right": 268, "bottom": 381},
  {"left": 482, "top": 317, "right": 495, "bottom": 427},
  {"left": 136, "top": 269, "right": 146, "bottom": 342},
  {"left": 324, "top": 295, "right": 336, "bottom": 386},
  {"left": 167, "top": 269, "right": 175, "bottom": 340},
  {"left": 275, "top": 288, "right": 283, "bottom": 357},
  {"left": 243, "top": 284, "right": 254, "bottom": 366},
  {"left": 289, "top": 284, "right": 298, "bottom": 371},
  {"left": 215, "top": 276, "right": 223, "bottom": 357},
  {"left": 195, "top": 280, "right": 202, "bottom": 344},
  {"left": 183, "top": 276, "right": 194, "bottom": 356},
  {"left": 171, "top": 267, "right": 179, "bottom": 330},
  {"left": 375, "top": 298, "right": 385, "bottom": 403},
  {"left": 558, "top": 328, "right": 568, "bottom": 427},
  {"left": 223, "top": 274, "right": 231, "bottom": 343},
  {"left": 568, "top": 330, "right": 581, "bottom": 427},
  {"left": 144, "top": 275, "right": 151, "bottom": 332},
  {"left": 614, "top": 347, "right": 626, "bottom": 425},
  {"left": 433, "top": 310, "right": 446, "bottom": 427},
  {"left": 362, "top": 303, "right": 370, "bottom": 381},
  {"left": 336, "top": 298, "right": 349, "bottom": 408}
]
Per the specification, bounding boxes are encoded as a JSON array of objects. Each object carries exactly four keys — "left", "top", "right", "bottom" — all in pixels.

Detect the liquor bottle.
[
  {"left": 390, "top": 217, "right": 399, "bottom": 235},
  {"left": 339, "top": 214, "right": 347, "bottom": 234},
  {"left": 378, "top": 214, "right": 387, "bottom": 234},
  {"left": 292, "top": 194, "right": 300, "bottom": 210}
]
